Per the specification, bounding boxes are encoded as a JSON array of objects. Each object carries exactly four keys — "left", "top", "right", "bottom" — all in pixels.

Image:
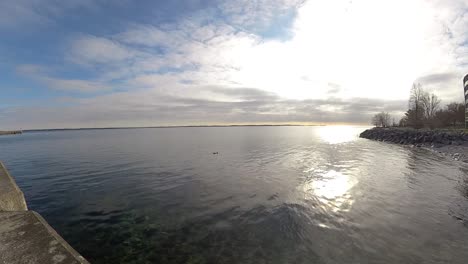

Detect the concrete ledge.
[
  {"left": 0, "top": 211, "right": 89, "bottom": 264},
  {"left": 0, "top": 162, "right": 28, "bottom": 211},
  {"left": 0, "top": 162, "right": 89, "bottom": 263}
]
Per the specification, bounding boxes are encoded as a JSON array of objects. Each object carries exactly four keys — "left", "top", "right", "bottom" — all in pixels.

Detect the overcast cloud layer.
[{"left": 1, "top": 0, "right": 467, "bottom": 129}]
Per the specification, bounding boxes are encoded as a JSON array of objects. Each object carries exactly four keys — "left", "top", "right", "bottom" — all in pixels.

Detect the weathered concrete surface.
[
  {"left": 0, "top": 162, "right": 28, "bottom": 211},
  {"left": 0, "top": 211, "right": 89, "bottom": 264},
  {"left": 0, "top": 162, "right": 89, "bottom": 263}
]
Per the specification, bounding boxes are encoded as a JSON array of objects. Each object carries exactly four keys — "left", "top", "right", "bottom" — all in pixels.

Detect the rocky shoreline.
[{"left": 360, "top": 127, "right": 468, "bottom": 162}]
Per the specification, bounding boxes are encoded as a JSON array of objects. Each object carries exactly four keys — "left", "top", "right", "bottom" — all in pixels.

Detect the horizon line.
[{"left": 4, "top": 123, "right": 370, "bottom": 132}]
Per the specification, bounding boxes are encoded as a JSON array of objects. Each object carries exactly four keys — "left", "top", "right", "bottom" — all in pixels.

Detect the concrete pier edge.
[
  {"left": 0, "top": 161, "right": 89, "bottom": 264},
  {"left": 0, "top": 162, "right": 28, "bottom": 211}
]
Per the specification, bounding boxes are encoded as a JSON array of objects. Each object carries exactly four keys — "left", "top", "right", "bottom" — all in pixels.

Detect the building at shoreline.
[{"left": 465, "top": 74, "right": 468, "bottom": 128}]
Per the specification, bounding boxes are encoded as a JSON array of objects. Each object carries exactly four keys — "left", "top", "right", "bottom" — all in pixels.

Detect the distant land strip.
[
  {"left": 0, "top": 131, "right": 22, "bottom": 136},
  {"left": 22, "top": 124, "right": 329, "bottom": 133}
]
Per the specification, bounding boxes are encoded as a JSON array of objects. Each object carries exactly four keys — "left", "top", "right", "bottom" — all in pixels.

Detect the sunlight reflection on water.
[
  {"left": 317, "top": 125, "right": 358, "bottom": 144},
  {"left": 302, "top": 169, "right": 356, "bottom": 213}
]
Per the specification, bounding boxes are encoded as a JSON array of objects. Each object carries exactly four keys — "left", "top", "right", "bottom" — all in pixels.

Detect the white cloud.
[
  {"left": 68, "top": 35, "right": 137, "bottom": 65},
  {"left": 116, "top": 25, "right": 180, "bottom": 48},
  {"left": 230, "top": 0, "right": 468, "bottom": 102},
  {"left": 16, "top": 64, "right": 111, "bottom": 93},
  {"left": 110, "top": 0, "right": 465, "bottom": 104},
  {"left": 43, "top": 78, "right": 111, "bottom": 93},
  {"left": 0, "top": 0, "right": 98, "bottom": 30},
  {"left": 219, "top": 0, "right": 305, "bottom": 30}
]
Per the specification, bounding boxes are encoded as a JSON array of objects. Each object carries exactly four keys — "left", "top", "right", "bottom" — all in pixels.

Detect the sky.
[{"left": 1, "top": 0, "right": 467, "bottom": 129}]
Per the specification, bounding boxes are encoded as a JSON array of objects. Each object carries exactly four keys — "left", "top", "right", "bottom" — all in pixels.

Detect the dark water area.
[{"left": 1, "top": 126, "right": 468, "bottom": 263}]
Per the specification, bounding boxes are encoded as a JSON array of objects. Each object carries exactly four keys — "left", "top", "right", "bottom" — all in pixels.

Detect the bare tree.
[
  {"left": 422, "top": 92, "right": 441, "bottom": 120},
  {"left": 371, "top": 112, "right": 391, "bottom": 127},
  {"left": 381, "top": 112, "right": 391, "bottom": 127},
  {"left": 408, "top": 83, "right": 427, "bottom": 128},
  {"left": 446, "top": 102, "right": 465, "bottom": 126},
  {"left": 399, "top": 116, "right": 408, "bottom": 127},
  {"left": 371, "top": 115, "right": 380, "bottom": 127}
]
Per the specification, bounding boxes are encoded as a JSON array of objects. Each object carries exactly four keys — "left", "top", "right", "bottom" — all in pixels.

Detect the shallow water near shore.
[{"left": 1, "top": 126, "right": 468, "bottom": 263}]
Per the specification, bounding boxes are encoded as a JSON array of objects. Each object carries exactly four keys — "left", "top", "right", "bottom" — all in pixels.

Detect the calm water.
[{"left": 1, "top": 126, "right": 468, "bottom": 263}]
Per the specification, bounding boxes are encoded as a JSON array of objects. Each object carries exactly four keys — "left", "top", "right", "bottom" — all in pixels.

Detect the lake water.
[{"left": 1, "top": 126, "right": 468, "bottom": 263}]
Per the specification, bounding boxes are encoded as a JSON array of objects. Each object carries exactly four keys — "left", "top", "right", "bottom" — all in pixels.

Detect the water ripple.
[{"left": 1, "top": 126, "right": 468, "bottom": 263}]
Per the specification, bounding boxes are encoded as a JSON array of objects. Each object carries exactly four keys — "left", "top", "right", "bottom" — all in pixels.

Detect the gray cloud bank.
[{"left": 1, "top": 86, "right": 406, "bottom": 129}]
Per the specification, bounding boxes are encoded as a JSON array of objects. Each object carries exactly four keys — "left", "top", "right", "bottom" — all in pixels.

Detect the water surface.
[{"left": 1, "top": 126, "right": 468, "bottom": 263}]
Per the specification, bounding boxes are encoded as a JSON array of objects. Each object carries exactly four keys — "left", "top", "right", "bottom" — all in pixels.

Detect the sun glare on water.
[
  {"left": 301, "top": 169, "right": 357, "bottom": 213},
  {"left": 312, "top": 170, "right": 356, "bottom": 200},
  {"left": 317, "top": 125, "right": 358, "bottom": 144}
]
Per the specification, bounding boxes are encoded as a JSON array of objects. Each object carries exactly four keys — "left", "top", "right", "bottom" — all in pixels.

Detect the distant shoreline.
[
  {"left": 21, "top": 124, "right": 335, "bottom": 133},
  {"left": 0, "top": 131, "right": 22, "bottom": 136}
]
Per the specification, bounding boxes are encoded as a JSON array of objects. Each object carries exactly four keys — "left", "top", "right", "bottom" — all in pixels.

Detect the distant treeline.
[{"left": 372, "top": 83, "right": 464, "bottom": 129}]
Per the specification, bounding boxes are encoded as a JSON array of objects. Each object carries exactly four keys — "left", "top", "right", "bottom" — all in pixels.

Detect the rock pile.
[{"left": 359, "top": 127, "right": 468, "bottom": 147}]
